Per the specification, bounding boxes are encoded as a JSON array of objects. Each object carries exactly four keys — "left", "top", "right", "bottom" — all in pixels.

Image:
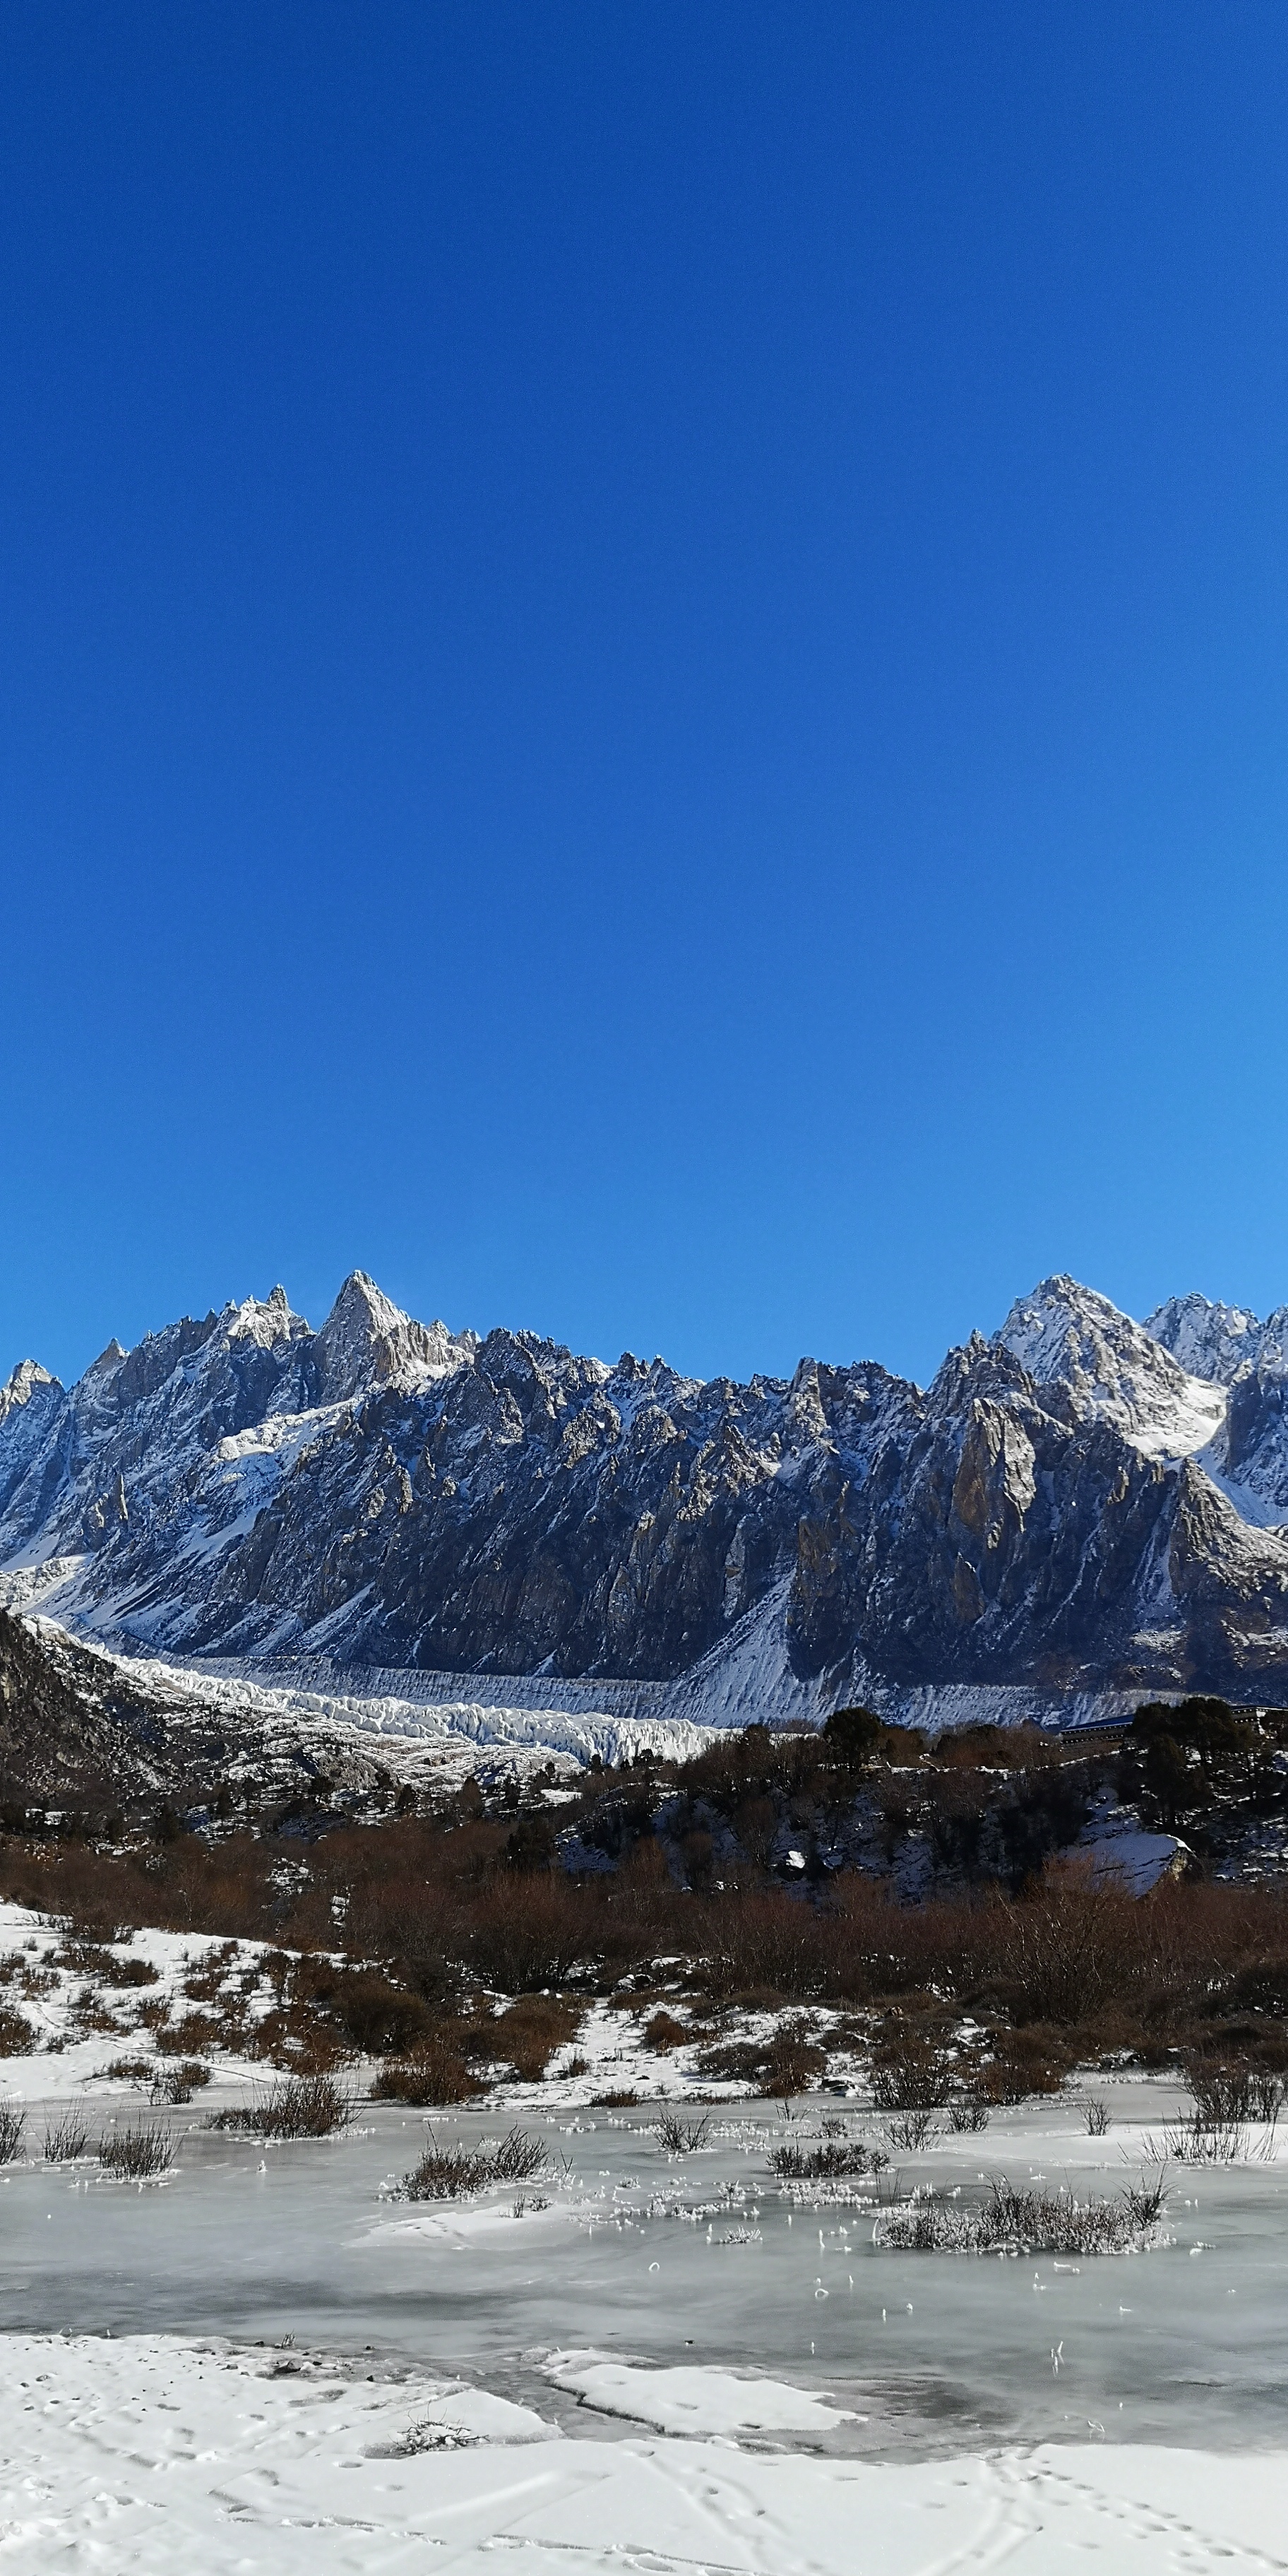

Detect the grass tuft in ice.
[
  {"left": 207, "top": 2073, "right": 353, "bottom": 2138},
  {"left": 43, "top": 2109, "right": 91, "bottom": 2163},
  {"left": 947, "top": 2097, "right": 991, "bottom": 2133},
  {"left": 0, "top": 2104, "right": 25, "bottom": 2163},
  {"left": 97, "top": 2121, "right": 173, "bottom": 2179},
  {"left": 874, "top": 2170, "right": 1169, "bottom": 2255},
  {"left": 770, "top": 2135, "right": 886, "bottom": 2179},
  {"left": 656, "top": 2110, "right": 711, "bottom": 2154},
  {"left": 402, "top": 2124, "right": 547, "bottom": 2200},
  {"left": 1157, "top": 2112, "right": 1277, "bottom": 2164}
]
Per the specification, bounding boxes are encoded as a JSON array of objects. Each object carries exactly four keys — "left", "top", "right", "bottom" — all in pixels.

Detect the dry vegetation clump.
[
  {"left": 697, "top": 2013, "right": 827, "bottom": 2097},
  {"left": 43, "top": 2109, "right": 91, "bottom": 2161},
  {"left": 885, "top": 2109, "right": 938, "bottom": 2150},
  {"left": 208, "top": 2072, "right": 352, "bottom": 2138},
  {"left": 0, "top": 2005, "right": 35, "bottom": 2055},
  {"left": 1183, "top": 2053, "right": 1284, "bottom": 2125},
  {"left": 151, "top": 2061, "right": 210, "bottom": 2104},
  {"left": 491, "top": 1993, "right": 584, "bottom": 2082},
  {"left": 0, "top": 2103, "right": 25, "bottom": 2161},
  {"left": 97, "top": 2121, "right": 173, "bottom": 2178},
  {"left": 155, "top": 2010, "right": 223, "bottom": 2058},
  {"left": 373, "top": 2043, "right": 485, "bottom": 2106},
  {"left": 292, "top": 1957, "right": 431, "bottom": 2056},
  {"left": 869, "top": 2025, "right": 950, "bottom": 2112},
  {"left": 643, "top": 2010, "right": 690, "bottom": 2053},
  {"left": 876, "top": 2170, "right": 1169, "bottom": 2255},
  {"left": 770, "top": 2133, "right": 886, "bottom": 2179},
  {"left": 656, "top": 2110, "right": 710, "bottom": 2153},
  {"left": 402, "top": 2125, "right": 547, "bottom": 2200}
]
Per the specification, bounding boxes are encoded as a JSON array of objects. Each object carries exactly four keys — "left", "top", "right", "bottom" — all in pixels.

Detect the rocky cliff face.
[{"left": 5, "top": 1270, "right": 1288, "bottom": 1715}]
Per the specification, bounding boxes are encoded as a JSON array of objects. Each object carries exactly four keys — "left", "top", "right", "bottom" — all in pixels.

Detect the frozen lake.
[{"left": 3, "top": 2078, "right": 1285, "bottom": 2459}]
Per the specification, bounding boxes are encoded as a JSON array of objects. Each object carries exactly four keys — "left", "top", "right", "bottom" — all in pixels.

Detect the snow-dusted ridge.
[{"left": 8, "top": 1268, "right": 1288, "bottom": 1739}]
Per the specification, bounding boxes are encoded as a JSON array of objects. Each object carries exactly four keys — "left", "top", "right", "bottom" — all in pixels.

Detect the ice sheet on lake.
[{"left": 544, "top": 2349, "right": 861, "bottom": 2435}]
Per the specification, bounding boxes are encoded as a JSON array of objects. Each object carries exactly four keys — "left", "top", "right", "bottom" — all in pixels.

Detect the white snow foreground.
[{"left": 1, "top": 2333, "right": 1284, "bottom": 2575}]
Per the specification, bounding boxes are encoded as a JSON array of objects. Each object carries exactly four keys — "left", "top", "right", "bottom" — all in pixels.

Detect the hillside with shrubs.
[{"left": 2, "top": 1686, "right": 1287, "bottom": 2119}]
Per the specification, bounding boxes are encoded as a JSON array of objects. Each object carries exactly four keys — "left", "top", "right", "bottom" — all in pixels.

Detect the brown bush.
[
  {"left": 869, "top": 2024, "right": 950, "bottom": 2111},
  {"left": 491, "top": 1993, "right": 584, "bottom": 2082},
  {"left": 373, "top": 2044, "right": 484, "bottom": 2106},
  {"left": 979, "top": 2025, "right": 1075, "bottom": 2101},
  {"left": 0, "top": 2005, "right": 35, "bottom": 2055},
  {"left": 296, "top": 1960, "right": 430, "bottom": 2057},
  {"left": 643, "top": 2010, "right": 689, "bottom": 2053},
  {"left": 760, "top": 2015, "right": 827, "bottom": 2097}
]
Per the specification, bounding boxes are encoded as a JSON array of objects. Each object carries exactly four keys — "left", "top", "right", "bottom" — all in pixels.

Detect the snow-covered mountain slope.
[
  {"left": 8, "top": 1268, "right": 1288, "bottom": 1721},
  {"left": 998, "top": 1276, "right": 1225, "bottom": 1455},
  {"left": 1144, "top": 1292, "right": 1265, "bottom": 1386}
]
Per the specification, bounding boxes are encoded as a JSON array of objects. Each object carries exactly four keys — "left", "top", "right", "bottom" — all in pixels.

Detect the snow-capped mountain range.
[{"left": 5, "top": 1269, "right": 1288, "bottom": 1729}]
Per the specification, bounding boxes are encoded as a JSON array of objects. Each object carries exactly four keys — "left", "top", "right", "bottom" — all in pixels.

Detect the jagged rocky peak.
[
  {"left": 224, "top": 1284, "right": 308, "bottom": 1349},
  {"left": 996, "top": 1275, "right": 1225, "bottom": 1456},
  {"left": 0, "top": 1362, "right": 68, "bottom": 1522},
  {"left": 312, "top": 1270, "right": 475, "bottom": 1403},
  {"left": 0, "top": 1359, "right": 61, "bottom": 1426},
  {"left": 1145, "top": 1292, "right": 1265, "bottom": 1386}
]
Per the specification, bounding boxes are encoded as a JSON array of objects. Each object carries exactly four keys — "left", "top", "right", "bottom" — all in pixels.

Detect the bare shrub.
[
  {"left": 1184, "top": 2056, "right": 1283, "bottom": 2127},
  {"left": 643, "top": 2010, "right": 689, "bottom": 2053},
  {"left": 97, "top": 2122, "right": 173, "bottom": 2178},
  {"left": 208, "top": 2073, "right": 353, "bottom": 2138},
  {"left": 977, "top": 2027, "right": 1073, "bottom": 2102},
  {"left": 402, "top": 2125, "right": 546, "bottom": 2200},
  {"left": 886, "top": 2109, "right": 937, "bottom": 2151},
  {"left": 296, "top": 1960, "right": 429, "bottom": 2057},
  {"left": 761, "top": 2015, "right": 827, "bottom": 2097},
  {"left": 593, "top": 2088, "right": 639, "bottom": 2107},
  {"left": 102, "top": 2056, "right": 152, "bottom": 2081},
  {"left": 0, "top": 2005, "right": 35, "bottom": 2056},
  {"left": 996, "top": 1873, "right": 1136, "bottom": 2027},
  {"left": 44, "top": 2109, "right": 90, "bottom": 2161},
  {"left": 876, "top": 2170, "right": 1169, "bottom": 2255},
  {"left": 770, "top": 2135, "right": 886, "bottom": 2179},
  {"left": 0, "top": 2104, "right": 25, "bottom": 2161},
  {"left": 1123, "top": 2166, "right": 1169, "bottom": 2231},
  {"left": 947, "top": 2095, "right": 990, "bottom": 2133},
  {"left": 150, "top": 2062, "right": 210, "bottom": 2105},
  {"left": 1085, "top": 2098, "right": 1112, "bottom": 2135},
  {"left": 657, "top": 2110, "right": 710, "bottom": 2153},
  {"left": 155, "top": 2011, "right": 222, "bottom": 2058},
  {"left": 696, "top": 2038, "right": 766, "bottom": 2086},
  {"left": 373, "top": 2044, "right": 484, "bottom": 2106},
  {"left": 491, "top": 1993, "right": 584, "bottom": 2082},
  {"left": 869, "top": 2027, "right": 948, "bottom": 2112},
  {"left": 1162, "top": 2111, "right": 1253, "bottom": 2164}
]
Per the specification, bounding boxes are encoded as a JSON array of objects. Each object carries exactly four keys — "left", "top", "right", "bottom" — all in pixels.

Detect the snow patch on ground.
[{"left": 0, "top": 2331, "right": 1286, "bottom": 2572}]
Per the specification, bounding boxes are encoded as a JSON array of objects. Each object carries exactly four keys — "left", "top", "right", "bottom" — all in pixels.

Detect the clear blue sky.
[{"left": 4, "top": 2, "right": 1288, "bottom": 1395}]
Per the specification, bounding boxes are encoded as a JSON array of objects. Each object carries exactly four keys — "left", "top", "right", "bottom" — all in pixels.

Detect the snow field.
[{"left": 1, "top": 2332, "right": 1287, "bottom": 2573}]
